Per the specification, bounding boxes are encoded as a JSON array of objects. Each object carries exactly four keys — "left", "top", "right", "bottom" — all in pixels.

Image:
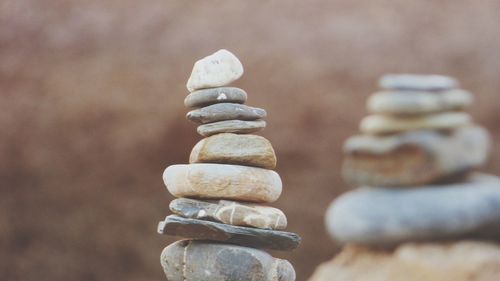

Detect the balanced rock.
[
  {"left": 186, "top": 49, "right": 244, "bottom": 92},
  {"left": 170, "top": 198, "right": 287, "bottom": 229},
  {"left": 162, "top": 240, "right": 296, "bottom": 281},
  {"left": 360, "top": 112, "right": 471, "bottom": 135},
  {"left": 163, "top": 163, "right": 282, "bottom": 203},
  {"left": 197, "top": 119, "right": 266, "bottom": 136},
  {"left": 342, "top": 126, "right": 490, "bottom": 187},
  {"left": 187, "top": 103, "right": 267, "bottom": 124},
  {"left": 367, "top": 89, "right": 473, "bottom": 115},
  {"left": 190, "top": 133, "right": 277, "bottom": 169},
  {"left": 326, "top": 173, "right": 500, "bottom": 246},
  {"left": 158, "top": 215, "right": 300, "bottom": 250},
  {"left": 379, "top": 74, "right": 458, "bottom": 91},
  {"left": 184, "top": 87, "right": 247, "bottom": 108}
]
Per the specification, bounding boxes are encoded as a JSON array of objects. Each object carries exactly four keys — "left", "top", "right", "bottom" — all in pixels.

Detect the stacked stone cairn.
[{"left": 158, "top": 49, "right": 300, "bottom": 281}]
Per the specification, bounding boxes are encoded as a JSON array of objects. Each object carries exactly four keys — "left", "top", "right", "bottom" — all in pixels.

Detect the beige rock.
[
  {"left": 190, "top": 133, "right": 277, "bottom": 169},
  {"left": 308, "top": 241, "right": 500, "bottom": 281},
  {"left": 360, "top": 112, "right": 471, "bottom": 134},
  {"left": 197, "top": 119, "right": 266, "bottom": 136},
  {"left": 163, "top": 163, "right": 282, "bottom": 203}
]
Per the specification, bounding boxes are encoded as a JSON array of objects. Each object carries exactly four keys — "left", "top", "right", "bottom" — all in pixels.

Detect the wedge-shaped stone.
[
  {"left": 184, "top": 87, "right": 247, "bottom": 108},
  {"left": 197, "top": 119, "right": 266, "bottom": 137},
  {"left": 379, "top": 74, "right": 458, "bottom": 91},
  {"left": 163, "top": 163, "right": 282, "bottom": 203},
  {"left": 187, "top": 103, "right": 266, "bottom": 124}
]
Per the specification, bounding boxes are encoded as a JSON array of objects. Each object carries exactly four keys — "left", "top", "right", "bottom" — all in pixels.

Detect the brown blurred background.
[{"left": 2, "top": 0, "right": 500, "bottom": 280}]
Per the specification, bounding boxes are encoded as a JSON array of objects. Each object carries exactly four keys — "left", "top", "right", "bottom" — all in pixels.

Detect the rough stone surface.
[
  {"left": 158, "top": 215, "right": 300, "bottom": 250},
  {"left": 326, "top": 173, "right": 500, "bottom": 246},
  {"left": 170, "top": 198, "right": 287, "bottom": 230},
  {"left": 190, "top": 133, "right": 277, "bottom": 169},
  {"left": 378, "top": 74, "right": 458, "bottom": 91},
  {"left": 163, "top": 163, "right": 282, "bottom": 203},
  {"left": 161, "top": 240, "right": 296, "bottom": 281},
  {"left": 197, "top": 119, "right": 266, "bottom": 136},
  {"left": 367, "top": 89, "right": 473, "bottom": 115},
  {"left": 342, "top": 126, "right": 490, "bottom": 187},
  {"left": 308, "top": 241, "right": 500, "bottom": 281},
  {"left": 184, "top": 87, "right": 247, "bottom": 108},
  {"left": 186, "top": 49, "right": 244, "bottom": 92},
  {"left": 360, "top": 112, "right": 471, "bottom": 134},
  {"left": 187, "top": 103, "right": 267, "bottom": 124}
]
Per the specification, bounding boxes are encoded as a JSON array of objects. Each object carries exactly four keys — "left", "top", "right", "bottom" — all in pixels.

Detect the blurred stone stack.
[
  {"left": 309, "top": 74, "right": 500, "bottom": 281},
  {"left": 158, "top": 49, "right": 300, "bottom": 281}
]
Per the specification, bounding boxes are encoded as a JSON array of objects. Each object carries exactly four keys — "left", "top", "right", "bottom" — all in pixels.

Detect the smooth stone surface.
[
  {"left": 187, "top": 103, "right": 267, "bottom": 124},
  {"left": 379, "top": 74, "right": 458, "bottom": 91},
  {"left": 170, "top": 198, "right": 287, "bottom": 230},
  {"left": 161, "top": 240, "right": 296, "bottom": 281},
  {"left": 190, "top": 133, "right": 277, "bottom": 169},
  {"left": 163, "top": 163, "right": 282, "bottom": 203},
  {"left": 184, "top": 87, "right": 247, "bottom": 108},
  {"left": 197, "top": 119, "right": 266, "bottom": 136},
  {"left": 186, "top": 49, "right": 244, "bottom": 92},
  {"left": 342, "top": 126, "right": 490, "bottom": 187},
  {"left": 360, "top": 112, "right": 471, "bottom": 134},
  {"left": 326, "top": 173, "right": 500, "bottom": 246},
  {"left": 158, "top": 215, "right": 300, "bottom": 251},
  {"left": 367, "top": 89, "right": 473, "bottom": 115}
]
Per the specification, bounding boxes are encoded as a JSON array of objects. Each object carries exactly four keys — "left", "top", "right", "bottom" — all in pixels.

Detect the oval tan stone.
[
  {"left": 190, "top": 133, "right": 277, "bottom": 169},
  {"left": 163, "top": 163, "right": 282, "bottom": 203}
]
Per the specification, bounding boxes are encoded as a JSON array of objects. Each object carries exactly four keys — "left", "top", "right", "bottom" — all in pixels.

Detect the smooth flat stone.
[
  {"left": 186, "top": 49, "right": 244, "bottom": 92},
  {"left": 197, "top": 119, "right": 266, "bottom": 137},
  {"left": 161, "top": 240, "right": 296, "bottom": 281},
  {"left": 190, "top": 133, "right": 277, "bottom": 169},
  {"left": 158, "top": 215, "right": 300, "bottom": 251},
  {"left": 360, "top": 112, "right": 471, "bottom": 134},
  {"left": 187, "top": 103, "right": 267, "bottom": 124},
  {"left": 170, "top": 198, "right": 287, "bottom": 230},
  {"left": 163, "top": 163, "right": 282, "bottom": 203},
  {"left": 326, "top": 173, "right": 500, "bottom": 246},
  {"left": 184, "top": 87, "right": 247, "bottom": 108},
  {"left": 379, "top": 74, "right": 458, "bottom": 91},
  {"left": 367, "top": 89, "right": 473, "bottom": 115},
  {"left": 342, "top": 126, "right": 490, "bottom": 187}
]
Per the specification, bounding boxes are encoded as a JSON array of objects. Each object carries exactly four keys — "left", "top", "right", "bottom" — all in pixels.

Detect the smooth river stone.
[
  {"left": 326, "top": 173, "right": 500, "bottom": 246},
  {"left": 379, "top": 74, "right": 458, "bottom": 91},
  {"left": 187, "top": 103, "right": 267, "bottom": 124},
  {"left": 158, "top": 215, "right": 300, "bottom": 250},
  {"left": 342, "top": 126, "right": 490, "bottom": 187},
  {"left": 367, "top": 89, "right": 473, "bottom": 115},
  {"left": 184, "top": 87, "right": 247, "bottom": 108},
  {"left": 360, "top": 112, "right": 471, "bottom": 135},
  {"left": 186, "top": 49, "right": 244, "bottom": 92},
  {"left": 190, "top": 133, "right": 277, "bottom": 169},
  {"left": 163, "top": 163, "right": 282, "bottom": 203},
  {"left": 161, "top": 240, "right": 296, "bottom": 281},
  {"left": 197, "top": 119, "right": 266, "bottom": 137},
  {"left": 170, "top": 198, "right": 287, "bottom": 230}
]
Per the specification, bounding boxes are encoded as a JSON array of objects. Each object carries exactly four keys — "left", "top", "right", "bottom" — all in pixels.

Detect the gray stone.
[
  {"left": 170, "top": 198, "right": 287, "bottom": 230},
  {"left": 326, "top": 173, "right": 500, "bottom": 246},
  {"left": 158, "top": 215, "right": 301, "bottom": 251},
  {"left": 161, "top": 240, "right": 296, "bottom": 281},
  {"left": 184, "top": 87, "right": 247, "bottom": 108},
  {"left": 187, "top": 103, "right": 267, "bottom": 124},
  {"left": 379, "top": 74, "right": 458, "bottom": 91},
  {"left": 197, "top": 119, "right": 266, "bottom": 136},
  {"left": 342, "top": 126, "right": 490, "bottom": 187}
]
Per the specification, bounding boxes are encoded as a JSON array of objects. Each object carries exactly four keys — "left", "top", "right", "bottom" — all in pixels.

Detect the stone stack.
[{"left": 158, "top": 49, "right": 300, "bottom": 281}]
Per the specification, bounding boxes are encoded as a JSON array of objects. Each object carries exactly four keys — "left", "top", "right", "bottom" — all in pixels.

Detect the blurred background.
[{"left": 2, "top": 0, "right": 500, "bottom": 280}]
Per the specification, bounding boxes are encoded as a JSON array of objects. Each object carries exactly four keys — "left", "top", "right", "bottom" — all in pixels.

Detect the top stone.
[
  {"left": 186, "top": 49, "right": 244, "bottom": 92},
  {"left": 379, "top": 74, "right": 458, "bottom": 91}
]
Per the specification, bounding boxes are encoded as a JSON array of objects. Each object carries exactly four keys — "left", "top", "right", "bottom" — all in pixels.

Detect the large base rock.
[{"left": 308, "top": 241, "right": 500, "bottom": 281}]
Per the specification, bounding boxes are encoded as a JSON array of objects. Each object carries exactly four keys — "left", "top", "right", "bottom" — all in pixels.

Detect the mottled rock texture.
[
  {"left": 184, "top": 87, "right": 247, "bottom": 108},
  {"left": 187, "top": 103, "right": 266, "bottom": 124},
  {"left": 197, "top": 120, "right": 266, "bottom": 136}
]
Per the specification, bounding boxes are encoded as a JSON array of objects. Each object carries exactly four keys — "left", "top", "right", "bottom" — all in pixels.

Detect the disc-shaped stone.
[
  {"left": 184, "top": 87, "right": 247, "bottom": 108},
  {"left": 379, "top": 74, "right": 458, "bottom": 91},
  {"left": 187, "top": 103, "right": 266, "bottom": 124},
  {"left": 197, "top": 119, "right": 266, "bottom": 137}
]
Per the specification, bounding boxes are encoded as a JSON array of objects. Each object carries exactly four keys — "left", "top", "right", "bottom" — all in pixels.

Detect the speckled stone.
[
  {"left": 379, "top": 74, "right": 458, "bottom": 91},
  {"left": 184, "top": 87, "right": 247, "bottom": 108},
  {"left": 197, "top": 119, "right": 266, "bottom": 137},
  {"left": 187, "top": 103, "right": 266, "bottom": 124}
]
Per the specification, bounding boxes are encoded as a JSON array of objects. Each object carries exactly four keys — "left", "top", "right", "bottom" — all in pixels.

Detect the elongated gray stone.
[
  {"left": 161, "top": 240, "right": 296, "bottom": 281},
  {"left": 197, "top": 119, "right": 266, "bottom": 136},
  {"left": 170, "top": 198, "right": 287, "bottom": 230},
  {"left": 158, "top": 215, "right": 300, "bottom": 251},
  {"left": 326, "top": 173, "right": 500, "bottom": 246},
  {"left": 187, "top": 103, "right": 267, "bottom": 124},
  {"left": 379, "top": 74, "right": 458, "bottom": 91},
  {"left": 184, "top": 87, "right": 247, "bottom": 108}
]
